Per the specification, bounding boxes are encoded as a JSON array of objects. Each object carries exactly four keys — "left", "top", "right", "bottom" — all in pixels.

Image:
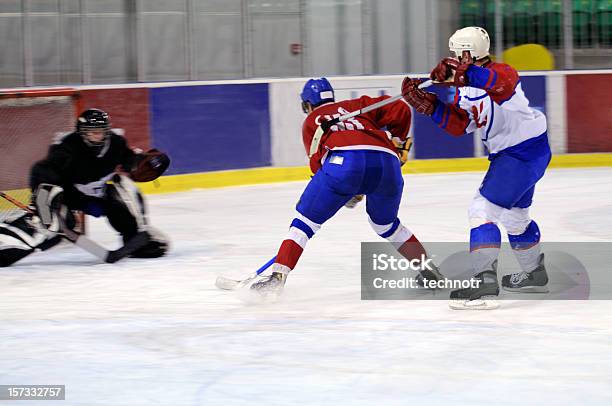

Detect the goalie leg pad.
[
  {"left": 34, "top": 184, "right": 67, "bottom": 233},
  {"left": 105, "top": 175, "right": 169, "bottom": 259},
  {"left": 0, "top": 245, "right": 34, "bottom": 267},
  {"left": 0, "top": 213, "right": 59, "bottom": 266},
  {"left": 105, "top": 174, "right": 147, "bottom": 238},
  {"left": 0, "top": 229, "right": 34, "bottom": 267}
]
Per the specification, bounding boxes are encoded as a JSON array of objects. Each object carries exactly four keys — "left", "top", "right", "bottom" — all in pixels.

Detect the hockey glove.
[
  {"left": 394, "top": 137, "right": 412, "bottom": 166},
  {"left": 130, "top": 149, "right": 170, "bottom": 182},
  {"left": 452, "top": 61, "right": 471, "bottom": 87},
  {"left": 344, "top": 195, "right": 364, "bottom": 209},
  {"left": 430, "top": 55, "right": 471, "bottom": 87},
  {"left": 401, "top": 77, "right": 438, "bottom": 116},
  {"left": 430, "top": 57, "right": 459, "bottom": 82}
]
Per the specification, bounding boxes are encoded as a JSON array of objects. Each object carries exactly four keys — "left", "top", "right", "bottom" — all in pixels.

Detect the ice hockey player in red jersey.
[
  {"left": 402, "top": 27, "right": 551, "bottom": 309},
  {"left": 250, "top": 78, "right": 443, "bottom": 296}
]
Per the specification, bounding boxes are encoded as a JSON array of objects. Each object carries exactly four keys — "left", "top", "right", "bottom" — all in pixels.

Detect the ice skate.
[
  {"left": 250, "top": 272, "right": 287, "bottom": 298},
  {"left": 449, "top": 261, "right": 500, "bottom": 310},
  {"left": 416, "top": 261, "right": 445, "bottom": 289},
  {"left": 502, "top": 253, "right": 549, "bottom": 293}
]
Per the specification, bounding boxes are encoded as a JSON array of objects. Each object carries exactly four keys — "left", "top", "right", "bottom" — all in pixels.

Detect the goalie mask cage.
[{"left": 0, "top": 88, "right": 83, "bottom": 226}]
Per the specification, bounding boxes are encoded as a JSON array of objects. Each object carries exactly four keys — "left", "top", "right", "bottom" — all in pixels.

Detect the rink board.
[
  {"left": 137, "top": 153, "right": 612, "bottom": 194},
  {"left": 2, "top": 70, "right": 610, "bottom": 194},
  {"left": 62, "top": 69, "right": 611, "bottom": 178},
  {"left": 148, "top": 83, "right": 271, "bottom": 174}
]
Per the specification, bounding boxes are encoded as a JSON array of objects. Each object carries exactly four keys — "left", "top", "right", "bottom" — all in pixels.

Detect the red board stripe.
[{"left": 566, "top": 74, "right": 612, "bottom": 153}]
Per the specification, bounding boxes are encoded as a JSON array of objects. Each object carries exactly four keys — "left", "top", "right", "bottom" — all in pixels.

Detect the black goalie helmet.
[
  {"left": 76, "top": 108, "right": 111, "bottom": 147},
  {"left": 77, "top": 108, "right": 111, "bottom": 132}
]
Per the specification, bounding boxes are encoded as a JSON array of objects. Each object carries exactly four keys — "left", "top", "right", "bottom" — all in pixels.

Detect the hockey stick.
[
  {"left": 0, "top": 191, "right": 33, "bottom": 214},
  {"left": 0, "top": 191, "right": 148, "bottom": 263},
  {"left": 215, "top": 255, "right": 277, "bottom": 290},
  {"left": 309, "top": 79, "right": 434, "bottom": 157}
]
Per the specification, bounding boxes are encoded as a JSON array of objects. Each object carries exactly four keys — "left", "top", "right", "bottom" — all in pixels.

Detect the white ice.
[{"left": 1, "top": 167, "right": 612, "bottom": 405}]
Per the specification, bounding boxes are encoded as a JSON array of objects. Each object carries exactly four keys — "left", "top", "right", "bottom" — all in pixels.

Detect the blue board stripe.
[{"left": 149, "top": 83, "right": 271, "bottom": 174}]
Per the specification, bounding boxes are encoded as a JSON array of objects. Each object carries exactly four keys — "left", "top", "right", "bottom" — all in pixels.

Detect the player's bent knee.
[
  {"left": 369, "top": 217, "right": 412, "bottom": 245},
  {"left": 468, "top": 192, "right": 504, "bottom": 227},
  {"left": 507, "top": 220, "right": 540, "bottom": 250},
  {"left": 501, "top": 207, "right": 532, "bottom": 235},
  {"left": 470, "top": 222, "right": 502, "bottom": 251},
  {"left": 288, "top": 213, "right": 321, "bottom": 247}
]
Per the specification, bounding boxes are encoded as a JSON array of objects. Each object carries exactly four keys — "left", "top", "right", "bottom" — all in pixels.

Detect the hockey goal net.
[{"left": 0, "top": 88, "right": 82, "bottom": 224}]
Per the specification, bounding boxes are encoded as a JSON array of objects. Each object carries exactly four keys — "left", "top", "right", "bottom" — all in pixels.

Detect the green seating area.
[{"left": 459, "top": 0, "right": 612, "bottom": 48}]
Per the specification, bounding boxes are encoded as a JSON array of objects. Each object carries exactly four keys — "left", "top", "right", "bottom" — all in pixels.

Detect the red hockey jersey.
[{"left": 302, "top": 95, "right": 412, "bottom": 173}]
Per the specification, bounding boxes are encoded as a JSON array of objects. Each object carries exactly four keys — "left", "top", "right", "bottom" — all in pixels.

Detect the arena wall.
[{"left": 5, "top": 70, "right": 610, "bottom": 194}]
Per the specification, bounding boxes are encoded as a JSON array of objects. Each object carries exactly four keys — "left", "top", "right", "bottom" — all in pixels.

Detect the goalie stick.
[
  {"left": 0, "top": 191, "right": 149, "bottom": 264},
  {"left": 309, "top": 79, "right": 434, "bottom": 157},
  {"left": 215, "top": 255, "right": 277, "bottom": 290}
]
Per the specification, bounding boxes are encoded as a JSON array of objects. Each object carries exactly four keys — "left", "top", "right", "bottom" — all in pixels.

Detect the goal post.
[{"left": 0, "top": 87, "right": 83, "bottom": 227}]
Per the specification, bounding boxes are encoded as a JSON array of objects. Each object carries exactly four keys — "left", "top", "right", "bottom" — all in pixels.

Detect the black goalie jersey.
[{"left": 30, "top": 130, "right": 137, "bottom": 200}]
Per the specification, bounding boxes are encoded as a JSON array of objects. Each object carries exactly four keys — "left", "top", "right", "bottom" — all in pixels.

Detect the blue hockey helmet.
[{"left": 300, "top": 77, "right": 334, "bottom": 113}]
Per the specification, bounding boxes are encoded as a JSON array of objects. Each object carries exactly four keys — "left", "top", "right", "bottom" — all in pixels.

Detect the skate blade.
[
  {"left": 215, "top": 276, "right": 241, "bottom": 290},
  {"left": 237, "top": 287, "right": 282, "bottom": 304},
  {"left": 502, "top": 285, "right": 549, "bottom": 293},
  {"left": 215, "top": 272, "right": 258, "bottom": 290},
  {"left": 449, "top": 298, "right": 500, "bottom": 310}
]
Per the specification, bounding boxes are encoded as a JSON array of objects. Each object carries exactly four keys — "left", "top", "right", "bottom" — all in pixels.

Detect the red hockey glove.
[
  {"left": 430, "top": 56, "right": 471, "bottom": 87},
  {"left": 401, "top": 77, "right": 438, "bottom": 116},
  {"left": 453, "top": 62, "right": 471, "bottom": 87},
  {"left": 430, "top": 57, "right": 459, "bottom": 82}
]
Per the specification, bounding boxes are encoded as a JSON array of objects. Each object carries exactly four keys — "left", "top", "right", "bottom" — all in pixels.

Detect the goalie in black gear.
[{"left": 0, "top": 108, "right": 169, "bottom": 267}]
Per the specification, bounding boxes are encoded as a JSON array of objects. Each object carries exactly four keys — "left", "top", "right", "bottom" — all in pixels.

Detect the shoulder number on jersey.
[{"left": 315, "top": 107, "right": 365, "bottom": 132}]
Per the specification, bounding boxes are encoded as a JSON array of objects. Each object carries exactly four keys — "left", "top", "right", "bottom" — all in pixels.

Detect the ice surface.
[{"left": 1, "top": 168, "right": 612, "bottom": 405}]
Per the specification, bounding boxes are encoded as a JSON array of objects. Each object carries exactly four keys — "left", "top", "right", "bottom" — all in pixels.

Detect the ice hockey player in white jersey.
[{"left": 401, "top": 27, "right": 551, "bottom": 309}]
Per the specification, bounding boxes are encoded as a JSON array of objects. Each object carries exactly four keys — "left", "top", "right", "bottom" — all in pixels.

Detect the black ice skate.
[
  {"left": 502, "top": 253, "right": 549, "bottom": 293},
  {"left": 449, "top": 261, "right": 500, "bottom": 310},
  {"left": 416, "top": 262, "right": 445, "bottom": 289},
  {"left": 250, "top": 272, "right": 287, "bottom": 296}
]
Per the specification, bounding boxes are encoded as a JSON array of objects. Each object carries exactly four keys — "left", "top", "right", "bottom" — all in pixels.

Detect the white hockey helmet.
[{"left": 449, "top": 26, "right": 490, "bottom": 60}]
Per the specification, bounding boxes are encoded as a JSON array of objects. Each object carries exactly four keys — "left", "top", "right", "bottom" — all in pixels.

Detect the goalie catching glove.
[{"left": 130, "top": 149, "right": 170, "bottom": 182}]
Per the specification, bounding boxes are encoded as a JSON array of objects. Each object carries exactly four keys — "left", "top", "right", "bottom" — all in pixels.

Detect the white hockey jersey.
[
  {"left": 432, "top": 62, "right": 548, "bottom": 157},
  {"left": 457, "top": 82, "right": 547, "bottom": 154}
]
